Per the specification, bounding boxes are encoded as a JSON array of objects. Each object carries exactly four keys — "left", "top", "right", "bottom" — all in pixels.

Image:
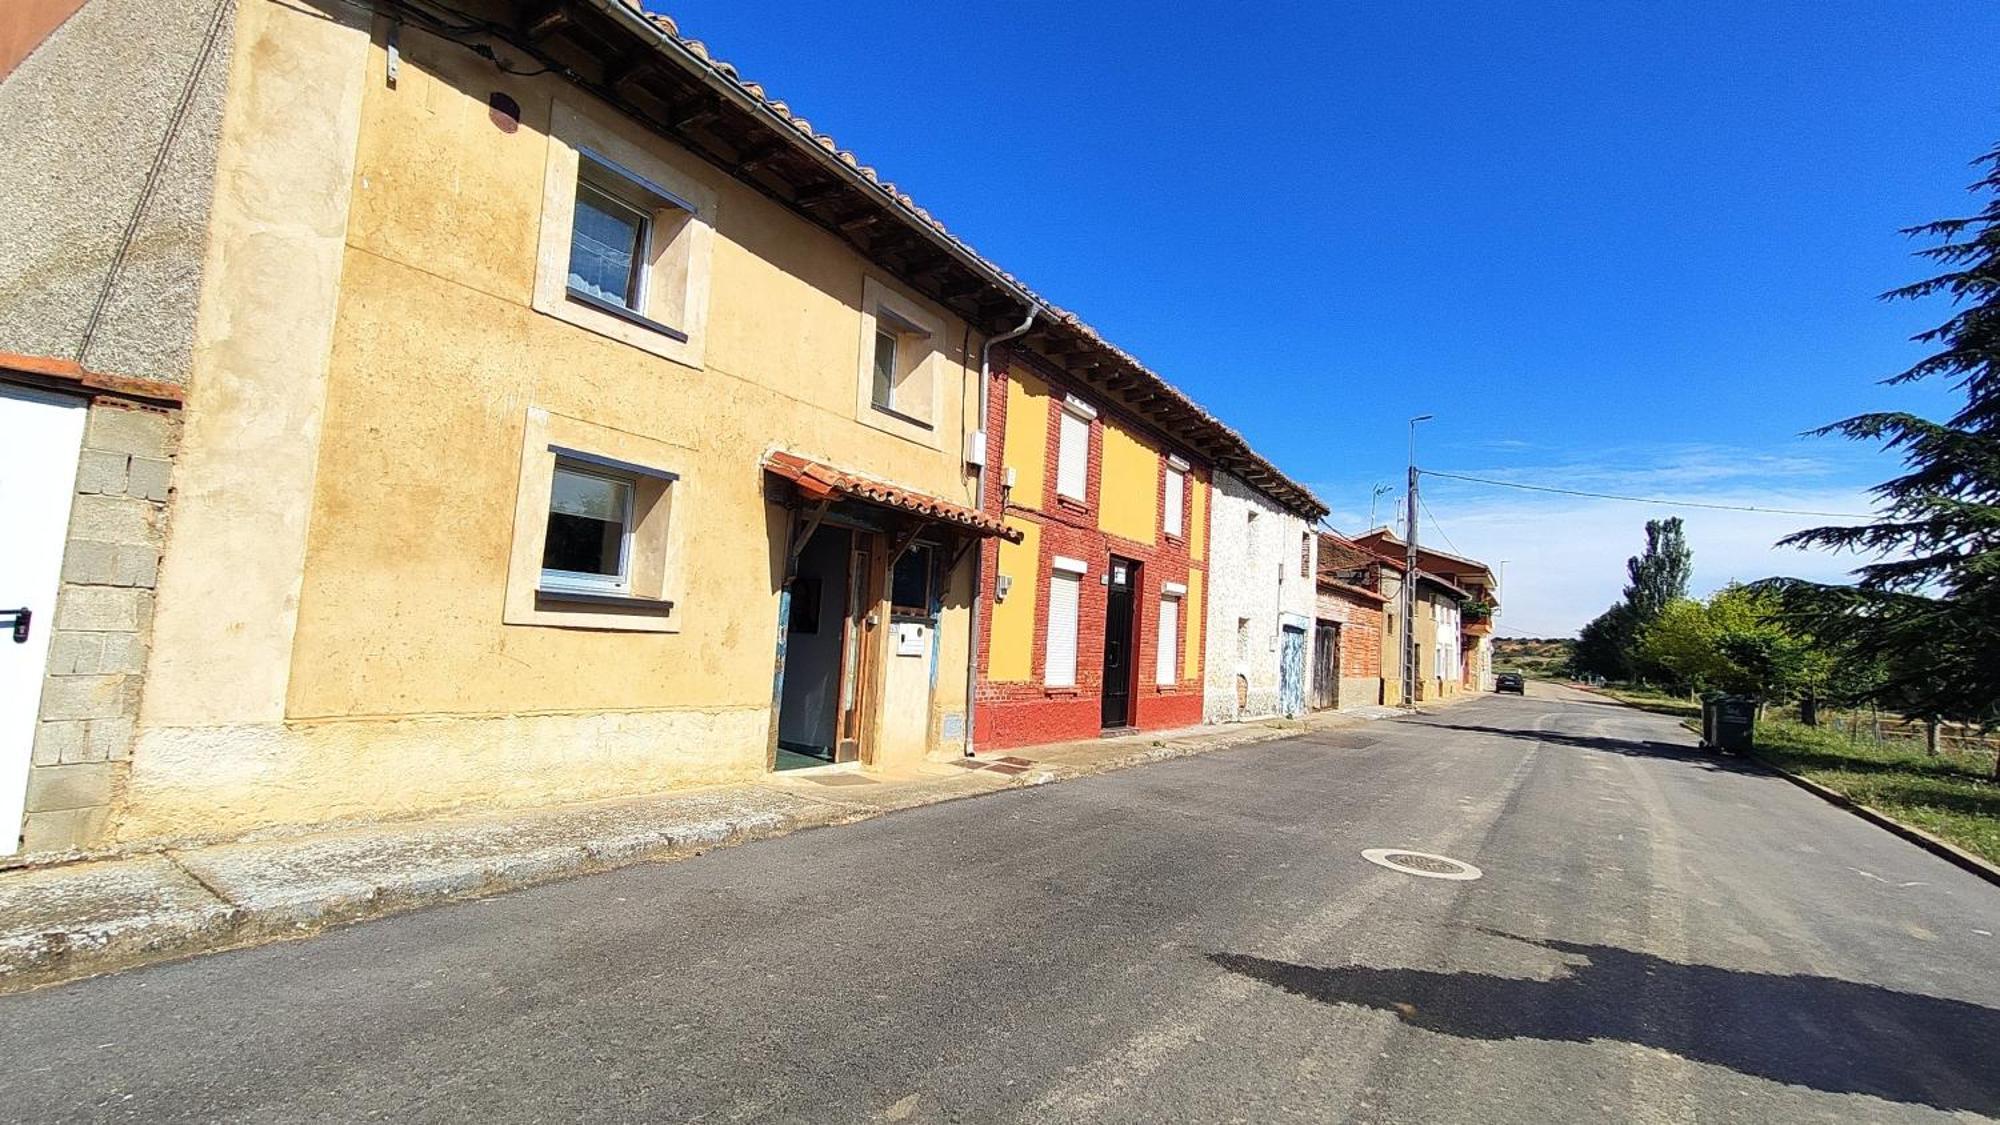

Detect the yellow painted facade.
[
  {"left": 119, "top": 6, "right": 987, "bottom": 842},
  {"left": 1002, "top": 369, "right": 1049, "bottom": 510},
  {"left": 1188, "top": 475, "right": 1208, "bottom": 561},
  {"left": 1097, "top": 426, "right": 1159, "bottom": 546},
  {"left": 1183, "top": 569, "right": 1205, "bottom": 682},
  {"left": 986, "top": 516, "right": 1042, "bottom": 682}
]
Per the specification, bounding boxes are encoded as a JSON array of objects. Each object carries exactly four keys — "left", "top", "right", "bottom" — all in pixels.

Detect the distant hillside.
[{"left": 1493, "top": 637, "right": 1574, "bottom": 680}]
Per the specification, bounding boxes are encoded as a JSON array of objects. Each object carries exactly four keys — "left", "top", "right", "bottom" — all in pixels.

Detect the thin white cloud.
[
  {"left": 1312, "top": 441, "right": 1892, "bottom": 638},
  {"left": 1414, "top": 486, "right": 1880, "bottom": 637}
]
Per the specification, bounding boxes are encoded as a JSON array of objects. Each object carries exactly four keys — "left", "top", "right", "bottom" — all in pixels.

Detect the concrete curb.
[
  {"left": 1755, "top": 763, "right": 2000, "bottom": 889},
  {"left": 0, "top": 708, "right": 1390, "bottom": 995}
]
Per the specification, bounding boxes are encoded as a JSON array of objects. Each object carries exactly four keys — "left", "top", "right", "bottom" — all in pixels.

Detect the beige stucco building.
[{"left": 4, "top": 0, "right": 1080, "bottom": 851}]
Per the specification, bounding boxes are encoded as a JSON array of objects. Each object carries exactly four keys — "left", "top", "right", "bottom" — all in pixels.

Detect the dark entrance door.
[
  {"left": 1101, "top": 557, "right": 1139, "bottom": 729},
  {"left": 1312, "top": 621, "right": 1340, "bottom": 711}
]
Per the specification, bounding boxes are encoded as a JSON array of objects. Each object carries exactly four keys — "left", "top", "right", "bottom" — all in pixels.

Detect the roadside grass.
[
  {"left": 1581, "top": 682, "right": 2000, "bottom": 866},
  {"left": 1748, "top": 719, "right": 2000, "bottom": 866},
  {"left": 1583, "top": 684, "right": 1702, "bottom": 720}
]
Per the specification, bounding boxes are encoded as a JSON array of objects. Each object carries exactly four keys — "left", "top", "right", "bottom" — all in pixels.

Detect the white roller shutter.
[
  {"left": 1045, "top": 571, "right": 1081, "bottom": 687},
  {"left": 1163, "top": 468, "right": 1184, "bottom": 536},
  {"left": 1155, "top": 596, "right": 1179, "bottom": 685},
  {"left": 1056, "top": 408, "right": 1089, "bottom": 501}
]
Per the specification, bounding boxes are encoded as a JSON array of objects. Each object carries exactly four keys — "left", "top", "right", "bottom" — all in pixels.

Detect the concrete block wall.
[{"left": 21, "top": 402, "right": 177, "bottom": 853}]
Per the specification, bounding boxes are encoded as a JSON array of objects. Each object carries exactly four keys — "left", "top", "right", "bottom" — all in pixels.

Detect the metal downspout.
[{"left": 964, "top": 306, "right": 1040, "bottom": 755}]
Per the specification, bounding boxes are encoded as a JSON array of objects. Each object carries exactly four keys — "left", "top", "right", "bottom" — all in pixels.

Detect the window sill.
[
  {"left": 1054, "top": 495, "right": 1091, "bottom": 515},
  {"left": 536, "top": 587, "right": 676, "bottom": 614},
  {"left": 870, "top": 403, "right": 934, "bottom": 431},
  {"left": 1042, "top": 686, "right": 1080, "bottom": 698},
  {"left": 565, "top": 286, "right": 691, "bottom": 343}
]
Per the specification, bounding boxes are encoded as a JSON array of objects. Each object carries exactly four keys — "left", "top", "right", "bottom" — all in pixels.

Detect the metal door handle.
[{"left": 0, "top": 608, "right": 28, "bottom": 644}]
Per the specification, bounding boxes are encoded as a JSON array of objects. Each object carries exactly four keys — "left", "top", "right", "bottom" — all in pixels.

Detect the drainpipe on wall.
[{"left": 964, "top": 305, "right": 1040, "bottom": 756}]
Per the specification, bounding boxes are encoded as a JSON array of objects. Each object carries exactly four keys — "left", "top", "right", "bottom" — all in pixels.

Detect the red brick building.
[
  {"left": 1312, "top": 532, "right": 1389, "bottom": 709},
  {"left": 971, "top": 346, "right": 1215, "bottom": 748}
]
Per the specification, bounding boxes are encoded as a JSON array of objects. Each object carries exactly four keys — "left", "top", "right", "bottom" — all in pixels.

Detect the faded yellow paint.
[
  {"left": 1003, "top": 368, "right": 1048, "bottom": 509},
  {"left": 1183, "top": 568, "right": 1204, "bottom": 682},
  {"left": 1189, "top": 473, "right": 1208, "bottom": 561},
  {"left": 117, "top": 15, "right": 985, "bottom": 841},
  {"left": 139, "top": 0, "right": 372, "bottom": 729},
  {"left": 1098, "top": 425, "right": 1158, "bottom": 546},
  {"left": 986, "top": 516, "right": 1041, "bottom": 682}
]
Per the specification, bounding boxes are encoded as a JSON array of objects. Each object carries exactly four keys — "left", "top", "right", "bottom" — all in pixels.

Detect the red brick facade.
[
  {"left": 974, "top": 346, "right": 1209, "bottom": 750},
  {"left": 1314, "top": 581, "right": 1385, "bottom": 679}
]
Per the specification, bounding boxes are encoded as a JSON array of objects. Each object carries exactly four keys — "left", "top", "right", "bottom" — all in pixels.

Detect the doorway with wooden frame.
[{"left": 776, "top": 526, "right": 881, "bottom": 770}]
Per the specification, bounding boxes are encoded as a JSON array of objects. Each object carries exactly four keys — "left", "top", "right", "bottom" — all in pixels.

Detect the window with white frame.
[
  {"left": 534, "top": 102, "right": 717, "bottom": 369},
  {"left": 541, "top": 461, "right": 637, "bottom": 594},
  {"left": 563, "top": 156, "right": 696, "bottom": 336},
  {"left": 857, "top": 277, "right": 944, "bottom": 441},
  {"left": 1163, "top": 455, "right": 1187, "bottom": 537},
  {"left": 1056, "top": 396, "right": 1094, "bottom": 502},
  {"left": 505, "top": 408, "right": 685, "bottom": 633},
  {"left": 1045, "top": 557, "right": 1087, "bottom": 687},
  {"left": 1156, "top": 585, "right": 1185, "bottom": 685}
]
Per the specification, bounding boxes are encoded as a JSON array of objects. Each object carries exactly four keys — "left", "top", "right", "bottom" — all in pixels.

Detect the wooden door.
[
  {"left": 836, "top": 533, "right": 879, "bottom": 763},
  {"left": 1311, "top": 621, "right": 1340, "bottom": 711}
]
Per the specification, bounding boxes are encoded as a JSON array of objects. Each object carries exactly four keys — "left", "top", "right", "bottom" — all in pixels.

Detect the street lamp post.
[{"left": 1402, "top": 414, "right": 1433, "bottom": 708}]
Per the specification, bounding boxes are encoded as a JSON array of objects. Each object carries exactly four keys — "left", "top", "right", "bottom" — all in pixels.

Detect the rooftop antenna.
[{"left": 1367, "top": 482, "right": 1394, "bottom": 530}]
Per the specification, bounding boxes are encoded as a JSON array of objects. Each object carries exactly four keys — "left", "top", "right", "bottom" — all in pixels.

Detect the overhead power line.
[
  {"left": 1418, "top": 494, "right": 1462, "bottom": 556},
  {"left": 1418, "top": 469, "right": 1874, "bottom": 520}
]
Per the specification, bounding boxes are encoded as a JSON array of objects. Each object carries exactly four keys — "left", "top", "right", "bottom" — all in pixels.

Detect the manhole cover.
[{"left": 1361, "top": 848, "right": 1483, "bottom": 881}]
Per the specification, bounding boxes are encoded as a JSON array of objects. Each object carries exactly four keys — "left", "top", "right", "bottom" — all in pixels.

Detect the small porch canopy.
[{"left": 764, "top": 451, "right": 1023, "bottom": 544}]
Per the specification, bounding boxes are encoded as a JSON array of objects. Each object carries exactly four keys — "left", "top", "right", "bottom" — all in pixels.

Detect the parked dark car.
[{"left": 1495, "top": 672, "right": 1525, "bottom": 695}]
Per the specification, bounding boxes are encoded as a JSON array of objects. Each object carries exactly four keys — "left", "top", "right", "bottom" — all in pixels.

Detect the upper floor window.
[
  {"left": 1163, "top": 455, "right": 1188, "bottom": 537},
  {"left": 856, "top": 277, "right": 945, "bottom": 445},
  {"left": 534, "top": 102, "right": 717, "bottom": 369},
  {"left": 1056, "top": 395, "right": 1096, "bottom": 502},
  {"left": 1300, "top": 531, "right": 1312, "bottom": 578},
  {"left": 561, "top": 156, "right": 696, "bottom": 339},
  {"left": 869, "top": 308, "right": 933, "bottom": 425}
]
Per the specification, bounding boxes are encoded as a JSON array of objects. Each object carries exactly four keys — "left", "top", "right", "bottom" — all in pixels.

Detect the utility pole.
[{"left": 1402, "top": 415, "right": 1432, "bottom": 708}]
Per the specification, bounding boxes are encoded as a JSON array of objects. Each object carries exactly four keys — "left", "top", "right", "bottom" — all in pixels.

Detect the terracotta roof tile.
[{"left": 764, "top": 451, "right": 1023, "bottom": 542}]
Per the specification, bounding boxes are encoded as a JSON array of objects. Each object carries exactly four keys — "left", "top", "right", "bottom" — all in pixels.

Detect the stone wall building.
[{"left": 1202, "top": 473, "right": 1325, "bottom": 723}]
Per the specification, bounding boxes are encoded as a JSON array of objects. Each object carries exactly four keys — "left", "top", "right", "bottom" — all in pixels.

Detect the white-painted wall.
[{"left": 1202, "top": 471, "right": 1317, "bottom": 722}]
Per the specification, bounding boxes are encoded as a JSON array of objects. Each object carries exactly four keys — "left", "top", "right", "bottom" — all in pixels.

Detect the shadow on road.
[
  {"left": 1210, "top": 933, "right": 2000, "bottom": 1115},
  {"left": 1398, "top": 717, "right": 1765, "bottom": 774}
]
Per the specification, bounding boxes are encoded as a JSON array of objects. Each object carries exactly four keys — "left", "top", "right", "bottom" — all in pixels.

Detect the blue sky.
[{"left": 656, "top": 1, "right": 1998, "bottom": 636}]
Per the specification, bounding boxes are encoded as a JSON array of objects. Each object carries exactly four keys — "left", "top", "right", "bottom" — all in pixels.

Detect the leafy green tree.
[
  {"left": 1760, "top": 144, "right": 2000, "bottom": 775},
  {"left": 1636, "top": 585, "right": 1827, "bottom": 699},
  {"left": 1571, "top": 602, "right": 1635, "bottom": 681},
  {"left": 1623, "top": 517, "right": 1693, "bottom": 623},
  {"left": 1633, "top": 598, "right": 1726, "bottom": 691}
]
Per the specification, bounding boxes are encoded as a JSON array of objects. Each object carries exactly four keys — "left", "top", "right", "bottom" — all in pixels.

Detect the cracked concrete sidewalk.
[{"left": 0, "top": 704, "right": 1408, "bottom": 993}]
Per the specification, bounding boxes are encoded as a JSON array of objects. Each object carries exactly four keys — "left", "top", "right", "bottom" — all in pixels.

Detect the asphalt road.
[{"left": 2, "top": 686, "right": 1996, "bottom": 1123}]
